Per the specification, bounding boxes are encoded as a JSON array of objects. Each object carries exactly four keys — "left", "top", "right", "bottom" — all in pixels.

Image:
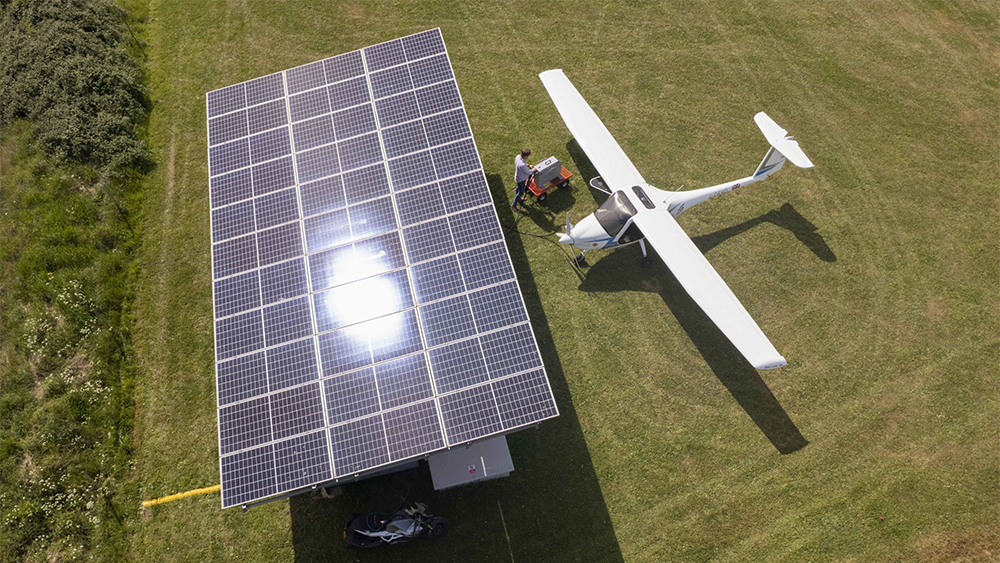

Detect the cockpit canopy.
[{"left": 594, "top": 191, "right": 638, "bottom": 236}]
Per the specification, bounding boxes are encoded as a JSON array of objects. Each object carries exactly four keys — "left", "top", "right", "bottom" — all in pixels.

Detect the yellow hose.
[{"left": 141, "top": 484, "right": 221, "bottom": 507}]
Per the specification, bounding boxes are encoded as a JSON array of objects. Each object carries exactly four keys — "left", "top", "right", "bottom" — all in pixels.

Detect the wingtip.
[{"left": 754, "top": 356, "right": 787, "bottom": 370}]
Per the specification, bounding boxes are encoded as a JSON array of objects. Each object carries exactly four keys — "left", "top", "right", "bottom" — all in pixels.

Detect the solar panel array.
[{"left": 205, "top": 29, "right": 558, "bottom": 508}]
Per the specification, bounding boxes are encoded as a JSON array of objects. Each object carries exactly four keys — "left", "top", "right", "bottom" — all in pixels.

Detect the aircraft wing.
[
  {"left": 631, "top": 211, "right": 787, "bottom": 370},
  {"left": 539, "top": 69, "right": 645, "bottom": 193}
]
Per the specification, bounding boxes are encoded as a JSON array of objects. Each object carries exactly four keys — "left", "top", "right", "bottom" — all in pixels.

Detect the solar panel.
[{"left": 206, "top": 29, "right": 558, "bottom": 509}]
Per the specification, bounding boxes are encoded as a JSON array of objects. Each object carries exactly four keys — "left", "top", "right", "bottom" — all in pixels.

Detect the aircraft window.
[
  {"left": 595, "top": 191, "right": 637, "bottom": 236},
  {"left": 618, "top": 222, "right": 643, "bottom": 244},
  {"left": 631, "top": 186, "right": 655, "bottom": 209}
]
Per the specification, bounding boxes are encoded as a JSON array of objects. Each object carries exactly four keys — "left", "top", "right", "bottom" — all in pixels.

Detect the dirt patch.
[
  {"left": 916, "top": 525, "right": 999, "bottom": 563},
  {"left": 927, "top": 296, "right": 946, "bottom": 322},
  {"left": 18, "top": 453, "right": 38, "bottom": 484}
]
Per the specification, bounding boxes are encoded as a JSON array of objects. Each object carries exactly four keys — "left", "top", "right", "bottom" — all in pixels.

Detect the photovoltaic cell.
[
  {"left": 252, "top": 156, "right": 296, "bottom": 195},
  {"left": 328, "top": 78, "right": 370, "bottom": 112},
  {"left": 375, "top": 92, "right": 420, "bottom": 127},
  {"left": 395, "top": 183, "right": 445, "bottom": 226},
  {"left": 410, "top": 255, "right": 465, "bottom": 303},
  {"left": 269, "top": 382, "right": 325, "bottom": 440},
  {"left": 248, "top": 99, "right": 288, "bottom": 135},
  {"left": 402, "top": 29, "right": 446, "bottom": 60},
  {"left": 330, "top": 415, "right": 389, "bottom": 476},
  {"left": 297, "top": 145, "right": 341, "bottom": 183},
  {"left": 209, "top": 110, "right": 248, "bottom": 146},
  {"left": 209, "top": 138, "right": 250, "bottom": 176},
  {"left": 220, "top": 444, "right": 275, "bottom": 507},
  {"left": 408, "top": 55, "right": 453, "bottom": 89},
  {"left": 324, "top": 51, "right": 364, "bottom": 84},
  {"left": 337, "top": 132, "right": 382, "bottom": 171},
  {"left": 440, "top": 171, "right": 493, "bottom": 213},
  {"left": 259, "top": 259, "right": 309, "bottom": 305},
  {"left": 273, "top": 431, "right": 331, "bottom": 491},
  {"left": 300, "top": 174, "right": 346, "bottom": 217},
  {"left": 370, "top": 65, "right": 413, "bottom": 100},
  {"left": 491, "top": 369, "right": 558, "bottom": 429},
  {"left": 428, "top": 337, "right": 489, "bottom": 394},
  {"left": 458, "top": 242, "right": 515, "bottom": 290},
  {"left": 211, "top": 199, "right": 256, "bottom": 243},
  {"left": 210, "top": 168, "right": 253, "bottom": 208},
  {"left": 266, "top": 338, "right": 319, "bottom": 391},
  {"left": 263, "top": 296, "right": 313, "bottom": 347},
  {"left": 479, "top": 323, "right": 542, "bottom": 379},
  {"left": 324, "top": 367, "right": 379, "bottom": 425},
  {"left": 254, "top": 188, "right": 300, "bottom": 230},
  {"left": 219, "top": 396, "right": 271, "bottom": 455},
  {"left": 246, "top": 73, "right": 285, "bottom": 106},
  {"left": 418, "top": 295, "right": 477, "bottom": 347},
  {"left": 208, "top": 84, "right": 245, "bottom": 118},
  {"left": 318, "top": 324, "right": 372, "bottom": 377},
  {"left": 363, "top": 39, "right": 405, "bottom": 72},
  {"left": 250, "top": 127, "right": 292, "bottom": 164},
  {"left": 289, "top": 88, "right": 331, "bottom": 123},
  {"left": 292, "top": 115, "right": 336, "bottom": 152},
  {"left": 423, "top": 109, "right": 471, "bottom": 148},
  {"left": 375, "top": 353, "right": 434, "bottom": 410},
  {"left": 431, "top": 138, "right": 481, "bottom": 179},
  {"left": 382, "top": 120, "right": 428, "bottom": 159},
  {"left": 214, "top": 270, "right": 260, "bottom": 318},
  {"left": 213, "top": 233, "right": 258, "bottom": 279},
  {"left": 333, "top": 103, "right": 377, "bottom": 139},
  {"left": 415, "top": 81, "right": 462, "bottom": 116},
  {"left": 468, "top": 282, "right": 528, "bottom": 333},
  {"left": 256, "top": 222, "right": 303, "bottom": 266},
  {"left": 388, "top": 151, "right": 436, "bottom": 190},
  {"left": 449, "top": 205, "right": 503, "bottom": 250},
  {"left": 286, "top": 61, "right": 326, "bottom": 95},
  {"left": 403, "top": 218, "right": 455, "bottom": 264},
  {"left": 382, "top": 400, "right": 444, "bottom": 460},
  {"left": 217, "top": 351, "right": 268, "bottom": 406},
  {"left": 209, "top": 29, "right": 556, "bottom": 509},
  {"left": 344, "top": 164, "right": 389, "bottom": 204},
  {"left": 439, "top": 384, "right": 502, "bottom": 443}
]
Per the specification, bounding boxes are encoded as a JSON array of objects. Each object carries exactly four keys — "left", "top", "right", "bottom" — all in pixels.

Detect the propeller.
[{"left": 559, "top": 213, "right": 574, "bottom": 245}]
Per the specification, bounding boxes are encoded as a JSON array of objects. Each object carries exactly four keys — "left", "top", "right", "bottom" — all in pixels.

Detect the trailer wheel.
[
  {"left": 537, "top": 192, "right": 547, "bottom": 202},
  {"left": 559, "top": 180, "right": 569, "bottom": 188}
]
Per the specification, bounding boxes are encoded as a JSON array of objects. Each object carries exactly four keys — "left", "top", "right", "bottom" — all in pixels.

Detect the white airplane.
[{"left": 539, "top": 69, "right": 814, "bottom": 370}]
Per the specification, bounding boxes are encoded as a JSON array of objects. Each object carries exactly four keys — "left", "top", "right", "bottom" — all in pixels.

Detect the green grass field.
[{"left": 129, "top": 1, "right": 998, "bottom": 561}]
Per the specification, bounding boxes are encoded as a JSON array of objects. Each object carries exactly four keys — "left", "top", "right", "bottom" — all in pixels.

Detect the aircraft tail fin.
[{"left": 753, "top": 112, "right": 813, "bottom": 177}]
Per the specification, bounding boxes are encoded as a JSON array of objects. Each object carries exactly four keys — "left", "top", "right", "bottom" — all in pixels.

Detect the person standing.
[{"left": 513, "top": 148, "right": 535, "bottom": 210}]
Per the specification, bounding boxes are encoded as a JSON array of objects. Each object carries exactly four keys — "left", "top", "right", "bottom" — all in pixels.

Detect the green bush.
[
  {"left": 0, "top": 2, "right": 148, "bottom": 561},
  {"left": 0, "top": 0, "right": 149, "bottom": 174}
]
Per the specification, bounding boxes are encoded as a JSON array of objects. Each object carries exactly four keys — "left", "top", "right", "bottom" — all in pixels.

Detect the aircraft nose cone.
[{"left": 558, "top": 232, "right": 573, "bottom": 245}]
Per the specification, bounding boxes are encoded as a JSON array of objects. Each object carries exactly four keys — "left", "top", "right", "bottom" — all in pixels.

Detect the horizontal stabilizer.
[{"left": 754, "top": 112, "right": 813, "bottom": 169}]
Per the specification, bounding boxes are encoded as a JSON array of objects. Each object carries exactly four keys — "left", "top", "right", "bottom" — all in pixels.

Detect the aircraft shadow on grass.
[
  {"left": 289, "top": 174, "right": 623, "bottom": 563},
  {"left": 565, "top": 137, "right": 829, "bottom": 454},
  {"left": 579, "top": 246, "right": 810, "bottom": 455}
]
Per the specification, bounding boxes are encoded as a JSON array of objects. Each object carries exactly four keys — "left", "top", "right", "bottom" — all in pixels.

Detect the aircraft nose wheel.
[{"left": 574, "top": 253, "right": 588, "bottom": 267}]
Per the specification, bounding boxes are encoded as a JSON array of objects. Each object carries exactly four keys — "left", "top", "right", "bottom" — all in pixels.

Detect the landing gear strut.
[{"left": 639, "top": 239, "right": 652, "bottom": 267}]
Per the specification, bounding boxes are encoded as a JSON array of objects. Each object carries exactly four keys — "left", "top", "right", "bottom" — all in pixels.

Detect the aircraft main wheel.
[{"left": 640, "top": 257, "right": 652, "bottom": 267}]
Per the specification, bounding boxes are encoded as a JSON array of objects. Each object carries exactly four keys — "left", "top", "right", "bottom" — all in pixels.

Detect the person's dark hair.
[{"left": 520, "top": 148, "right": 531, "bottom": 158}]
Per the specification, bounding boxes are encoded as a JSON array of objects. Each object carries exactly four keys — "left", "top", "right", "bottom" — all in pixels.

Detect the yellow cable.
[{"left": 141, "top": 484, "right": 221, "bottom": 507}]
